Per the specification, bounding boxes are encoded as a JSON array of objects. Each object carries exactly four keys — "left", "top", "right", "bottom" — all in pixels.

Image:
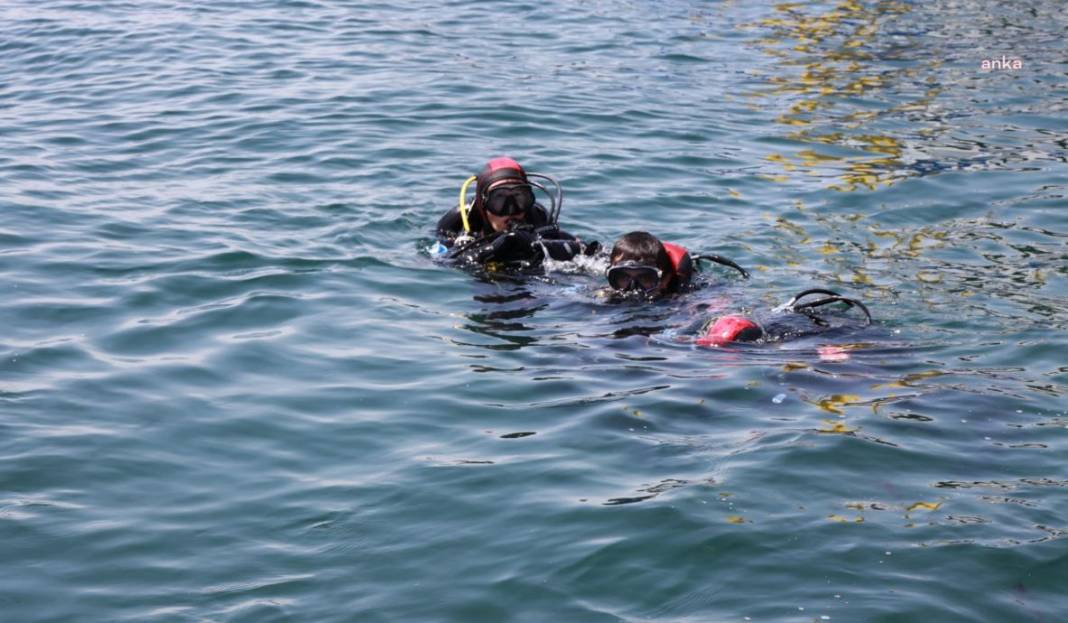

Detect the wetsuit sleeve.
[
  {"left": 436, "top": 208, "right": 465, "bottom": 243},
  {"left": 474, "top": 229, "right": 542, "bottom": 264}
]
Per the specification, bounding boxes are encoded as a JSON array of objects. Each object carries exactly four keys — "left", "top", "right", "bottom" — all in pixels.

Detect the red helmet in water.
[{"left": 696, "top": 315, "right": 764, "bottom": 346}]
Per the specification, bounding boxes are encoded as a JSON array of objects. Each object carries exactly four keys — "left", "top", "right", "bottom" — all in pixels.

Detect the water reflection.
[
  {"left": 764, "top": 204, "right": 1067, "bottom": 335},
  {"left": 750, "top": 0, "right": 919, "bottom": 189},
  {"left": 458, "top": 281, "right": 547, "bottom": 351},
  {"left": 604, "top": 478, "right": 692, "bottom": 506},
  {"left": 605, "top": 305, "right": 680, "bottom": 339},
  {"left": 750, "top": 0, "right": 1068, "bottom": 189}
]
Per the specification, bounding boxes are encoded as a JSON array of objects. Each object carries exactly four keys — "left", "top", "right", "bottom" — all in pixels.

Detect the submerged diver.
[
  {"left": 604, "top": 231, "right": 749, "bottom": 299},
  {"left": 435, "top": 157, "right": 598, "bottom": 268},
  {"left": 696, "top": 288, "right": 873, "bottom": 346}
]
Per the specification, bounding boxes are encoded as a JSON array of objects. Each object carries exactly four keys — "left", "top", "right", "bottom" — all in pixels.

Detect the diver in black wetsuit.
[
  {"left": 436, "top": 157, "right": 599, "bottom": 268},
  {"left": 696, "top": 289, "right": 873, "bottom": 347}
]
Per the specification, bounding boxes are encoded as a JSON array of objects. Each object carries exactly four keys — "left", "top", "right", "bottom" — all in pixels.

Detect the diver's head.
[
  {"left": 476, "top": 157, "right": 536, "bottom": 233},
  {"left": 607, "top": 231, "right": 674, "bottom": 298},
  {"left": 696, "top": 315, "right": 764, "bottom": 347}
]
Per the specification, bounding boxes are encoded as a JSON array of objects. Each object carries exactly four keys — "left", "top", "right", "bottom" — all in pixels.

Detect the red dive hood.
[
  {"left": 480, "top": 157, "right": 528, "bottom": 189},
  {"left": 661, "top": 242, "right": 693, "bottom": 287},
  {"left": 696, "top": 315, "right": 763, "bottom": 347}
]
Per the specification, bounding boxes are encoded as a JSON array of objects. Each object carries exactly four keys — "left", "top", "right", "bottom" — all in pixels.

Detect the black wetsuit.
[
  {"left": 436, "top": 204, "right": 598, "bottom": 266},
  {"left": 754, "top": 312, "right": 853, "bottom": 342},
  {"left": 692, "top": 299, "right": 871, "bottom": 345}
]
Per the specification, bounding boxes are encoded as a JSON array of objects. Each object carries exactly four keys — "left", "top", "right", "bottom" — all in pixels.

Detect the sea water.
[{"left": 2, "top": 1, "right": 1067, "bottom": 621}]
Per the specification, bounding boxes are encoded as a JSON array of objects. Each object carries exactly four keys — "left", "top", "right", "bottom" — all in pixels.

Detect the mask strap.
[{"left": 692, "top": 254, "right": 749, "bottom": 279}]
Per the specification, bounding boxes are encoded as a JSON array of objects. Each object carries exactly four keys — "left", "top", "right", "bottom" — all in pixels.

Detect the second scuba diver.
[
  {"left": 436, "top": 157, "right": 599, "bottom": 269},
  {"left": 604, "top": 231, "right": 749, "bottom": 299},
  {"left": 603, "top": 231, "right": 871, "bottom": 346}
]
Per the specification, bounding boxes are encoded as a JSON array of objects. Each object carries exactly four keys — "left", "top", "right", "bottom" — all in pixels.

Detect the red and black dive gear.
[
  {"left": 475, "top": 157, "right": 531, "bottom": 218},
  {"left": 437, "top": 157, "right": 564, "bottom": 240},
  {"left": 696, "top": 315, "right": 764, "bottom": 346},
  {"left": 696, "top": 288, "right": 872, "bottom": 347},
  {"left": 473, "top": 157, "right": 562, "bottom": 228},
  {"left": 435, "top": 158, "right": 594, "bottom": 267}
]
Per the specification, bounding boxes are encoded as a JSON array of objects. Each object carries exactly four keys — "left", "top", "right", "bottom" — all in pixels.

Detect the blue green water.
[{"left": 2, "top": 1, "right": 1067, "bottom": 621}]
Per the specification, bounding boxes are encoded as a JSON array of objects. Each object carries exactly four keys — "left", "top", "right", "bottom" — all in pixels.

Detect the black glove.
[
  {"left": 538, "top": 239, "right": 579, "bottom": 261},
  {"left": 475, "top": 228, "right": 543, "bottom": 264},
  {"left": 538, "top": 238, "right": 601, "bottom": 261}
]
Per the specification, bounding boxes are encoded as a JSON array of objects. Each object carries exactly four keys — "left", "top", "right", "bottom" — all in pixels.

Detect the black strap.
[
  {"left": 782, "top": 289, "right": 873, "bottom": 326},
  {"left": 693, "top": 254, "right": 750, "bottom": 279}
]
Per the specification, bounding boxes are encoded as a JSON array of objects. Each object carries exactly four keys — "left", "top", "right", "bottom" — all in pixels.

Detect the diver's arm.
[
  {"left": 539, "top": 238, "right": 583, "bottom": 261},
  {"left": 473, "top": 229, "right": 541, "bottom": 264},
  {"left": 536, "top": 226, "right": 601, "bottom": 260},
  {"left": 525, "top": 203, "right": 601, "bottom": 259},
  {"left": 466, "top": 227, "right": 585, "bottom": 265},
  {"left": 436, "top": 208, "right": 466, "bottom": 245}
]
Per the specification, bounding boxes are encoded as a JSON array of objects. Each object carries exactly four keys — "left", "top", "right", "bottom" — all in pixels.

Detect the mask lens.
[
  {"left": 636, "top": 270, "right": 661, "bottom": 291},
  {"left": 486, "top": 186, "right": 534, "bottom": 216},
  {"left": 607, "top": 269, "right": 633, "bottom": 290},
  {"left": 607, "top": 265, "right": 661, "bottom": 292}
]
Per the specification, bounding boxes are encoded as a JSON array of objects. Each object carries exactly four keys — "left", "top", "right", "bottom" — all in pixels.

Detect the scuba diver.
[
  {"left": 435, "top": 157, "right": 599, "bottom": 269},
  {"left": 696, "top": 289, "right": 873, "bottom": 347},
  {"left": 604, "top": 231, "right": 749, "bottom": 299},
  {"left": 601, "top": 232, "right": 872, "bottom": 346}
]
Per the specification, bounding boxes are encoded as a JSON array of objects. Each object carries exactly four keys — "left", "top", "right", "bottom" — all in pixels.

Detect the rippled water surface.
[{"left": 3, "top": 1, "right": 1067, "bottom": 621}]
